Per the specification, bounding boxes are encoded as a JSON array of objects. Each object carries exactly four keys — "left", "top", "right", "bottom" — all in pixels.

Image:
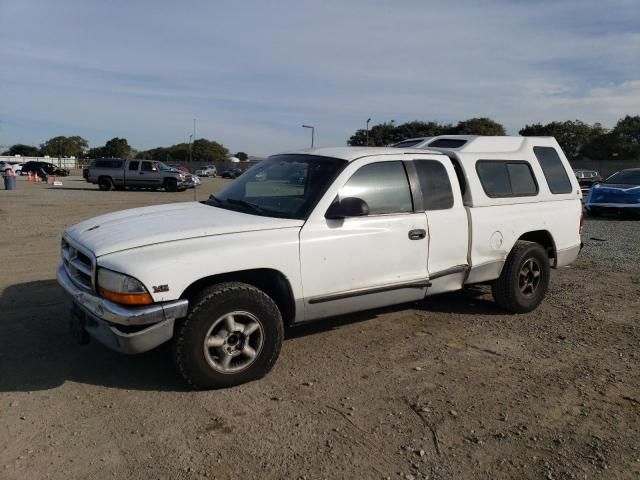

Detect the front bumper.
[{"left": 57, "top": 265, "right": 189, "bottom": 354}]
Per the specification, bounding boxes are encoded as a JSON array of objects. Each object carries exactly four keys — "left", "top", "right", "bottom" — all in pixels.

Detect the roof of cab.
[{"left": 277, "top": 146, "right": 442, "bottom": 161}]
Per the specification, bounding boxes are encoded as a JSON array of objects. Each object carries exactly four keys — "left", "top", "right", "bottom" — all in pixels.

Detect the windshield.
[
  {"left": 208, "top": 154, "right": 346, "bottom": 219},
  {"left": 605, "top": 170, "right": 640, "bottom": 185},
  {"left": 156, "top": 161, "right": 174, "bottom": 171}
]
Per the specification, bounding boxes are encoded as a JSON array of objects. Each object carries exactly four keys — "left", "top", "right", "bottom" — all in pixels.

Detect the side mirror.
[{"left": 325, "top": 197, "right": 370, "bottom": 220}]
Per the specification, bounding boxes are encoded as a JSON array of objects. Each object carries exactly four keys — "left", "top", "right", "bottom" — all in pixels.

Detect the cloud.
[{"left": 1, "top": 0, "right": 638, "bottom": 154}]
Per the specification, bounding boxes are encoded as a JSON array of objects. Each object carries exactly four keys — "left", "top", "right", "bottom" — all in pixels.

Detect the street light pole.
[
  {"left": 366, "top": 118, "right": 371, "bottom": 146},
  {"left": 302, "top": 124, "right": 315, "bottom": 148}
]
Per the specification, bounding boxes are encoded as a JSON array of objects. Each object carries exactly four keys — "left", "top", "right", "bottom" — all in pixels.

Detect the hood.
[
  {"left": 65, "top": 202, "right": 303, "bottom": 256},
  {"left": 597, "top": 183, "right": 640, "bottom": 191}
]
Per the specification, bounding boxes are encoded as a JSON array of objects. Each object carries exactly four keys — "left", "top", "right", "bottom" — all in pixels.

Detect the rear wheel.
[
  {"left": 492, "top": 241, "right": 550, "bottom": 313},
  {"left": 98, "top": 176, "right": 113, "bottom": 191},
  {"left": 173, "top": 282, "right": 283, "bottom": 389}
]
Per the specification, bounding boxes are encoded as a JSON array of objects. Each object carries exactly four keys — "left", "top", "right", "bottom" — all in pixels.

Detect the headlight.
[
  {"left": 97, "top": 268, "right": 153, "bottom": 305},
  {"left": 179, "top": 174, "right": 186, "bottom": 180}
]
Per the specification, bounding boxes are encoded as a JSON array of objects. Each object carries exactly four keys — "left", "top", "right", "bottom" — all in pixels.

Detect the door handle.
[
  {"left": 139, "top": 172, "right": 144, "bottom": 175},
  {"left": 408, "top": 229, "right": 426, "bottom": 240}
]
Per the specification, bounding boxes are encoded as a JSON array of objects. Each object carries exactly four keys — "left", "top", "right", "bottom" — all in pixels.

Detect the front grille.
[{"left": 62, "top": 237, "right": 95, "bottom": 291}]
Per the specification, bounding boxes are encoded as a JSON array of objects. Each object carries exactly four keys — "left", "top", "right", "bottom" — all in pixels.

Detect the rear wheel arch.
[
  {"left": 180, "top": 268, "right": 296, "bottom": 326},
  {"left": 517, "top": 230, "right": 557, "bottom": 267}
]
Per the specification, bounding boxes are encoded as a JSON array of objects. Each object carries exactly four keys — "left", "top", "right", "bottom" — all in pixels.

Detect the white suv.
[{"left": 196, "top": 165, "right": 217, "bottom": 177}]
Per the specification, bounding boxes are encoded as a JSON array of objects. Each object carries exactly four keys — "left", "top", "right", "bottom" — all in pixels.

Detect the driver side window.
[{"left": 338, "top": 161, "right": 413, "bottom": 215}]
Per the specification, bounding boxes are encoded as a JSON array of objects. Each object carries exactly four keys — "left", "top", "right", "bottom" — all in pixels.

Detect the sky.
[{"left": 1, "top": 0, "right": 639, "bottom": 156}]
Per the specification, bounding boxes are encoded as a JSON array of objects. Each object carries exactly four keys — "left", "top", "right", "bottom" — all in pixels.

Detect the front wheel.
[
  {"left": 173, "top": 282, "right": 283, "bottom": 389},
  {"left": 492, "top": 240, "right": 550, "bottom": 313},
  {"left": 164, "top": 178, "right": 178, "bottom": 192}
]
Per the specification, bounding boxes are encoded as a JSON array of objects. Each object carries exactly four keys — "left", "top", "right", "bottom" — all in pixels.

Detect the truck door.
[
  {"left": 139, "top": 161, "right": 161, "bottom": 187},
  {"left": 412, "top": 159, "right": 469, "bottom": 295},
  {"left": 299, "top": 159, "right": 430, "bottom": 321},
  {"left": 125, "top": 160, "right": 140, "bottom": 187}
]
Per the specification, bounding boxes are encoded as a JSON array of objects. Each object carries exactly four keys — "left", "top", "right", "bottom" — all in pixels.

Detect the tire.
[
  {"left": 491, "top": 240, "right": 550, "bottom": 313},
  {"left": 173, "top": 282, "right": 283, "bottom": 389},
  {"left": 98, "top": 177, "right": 113, "bottom": 191},
  {"left": 164, "top": 178, "right": 178, "bottom": 192}
]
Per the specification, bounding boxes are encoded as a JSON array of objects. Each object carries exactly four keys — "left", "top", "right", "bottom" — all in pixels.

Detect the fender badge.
[{"left": 152, "top": 285, "right": 170, "bottom": 293}]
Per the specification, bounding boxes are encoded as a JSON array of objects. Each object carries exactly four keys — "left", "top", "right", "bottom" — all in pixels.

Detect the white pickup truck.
[{"left": 57, "top": 136, "right": 583, "bottom": 389}]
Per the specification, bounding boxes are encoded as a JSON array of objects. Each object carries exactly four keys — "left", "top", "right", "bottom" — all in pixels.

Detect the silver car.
[{"left": 195, "top": 165, "right": 217, "bottom": 177}]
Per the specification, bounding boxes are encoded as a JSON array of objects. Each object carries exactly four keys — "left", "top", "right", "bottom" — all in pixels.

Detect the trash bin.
[{"left": 4, "top": 174, "right": 16, "bottom": 190}]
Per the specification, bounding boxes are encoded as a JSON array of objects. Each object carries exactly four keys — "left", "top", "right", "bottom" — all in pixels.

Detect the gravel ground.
[
  {"left": 0, "top": 176, "right": 639, "bottom": 480},
  {"left": 582, "top": 218, "right": 640, "bottom": 273}
]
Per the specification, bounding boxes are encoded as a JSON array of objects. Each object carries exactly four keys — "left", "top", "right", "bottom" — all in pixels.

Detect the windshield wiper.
[
  {"left": 207, "top": 194, "right": 223, "bottom": 204},
  {"left": 225, "top": 198, "right": 267, "bottom": 214}
]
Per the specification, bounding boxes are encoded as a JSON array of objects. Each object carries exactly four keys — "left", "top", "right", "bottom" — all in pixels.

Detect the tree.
[
  {"left": 347, "top": 118, "right": 504, "bottom": 146},
  {"left": 192, "top": 139, "right": 229, "bottom": 162},
  {"left": 394, "top": 121, "right": 453, "bottom": 140},
  {"left": 348, "top": 121, "right": 403, "bottom": 146},
  {"left": 86, "top": 147, "right": 106, "bottom": 159},
  {"left": 453, "top": 117, "right": 506, "bottom": 136},
  {"left": 103, "top": 137, "right": 132, "bottom": 158},
  {"left": 610, "top": 115, "right": 640, "bottom": 159},
  {"left": 40, "top": 136, "right": 88, "bottom": 158},
  {"left": 136, "top": 138, "right": 229, "bottom": 164},
  {"left": 2, "top": 144, "right": 40, "bottom": 156},
  {"left": 235, "top": 151, "right": 248, "bottom": 161},
  {"left": 519, "top": 120, "right": 605, "bottom": 159}
]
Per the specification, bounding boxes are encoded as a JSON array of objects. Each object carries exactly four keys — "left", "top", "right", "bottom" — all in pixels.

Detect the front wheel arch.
[{"left": 180, "top": 268, "right": 296, "bottom": 326}]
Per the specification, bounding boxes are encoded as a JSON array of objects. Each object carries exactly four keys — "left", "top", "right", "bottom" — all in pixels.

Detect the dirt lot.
[{"left": 1, "top": 175, "right": 639, "bottom": 480}]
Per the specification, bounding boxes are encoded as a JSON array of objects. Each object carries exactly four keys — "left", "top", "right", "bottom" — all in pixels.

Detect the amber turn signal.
[{"left": 98, "top": 288, "right": 153, "bottom": 305}]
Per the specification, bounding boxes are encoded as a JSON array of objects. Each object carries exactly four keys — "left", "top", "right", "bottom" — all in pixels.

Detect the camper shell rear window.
[{"left": 533, "top": 147, "right": 572, "bottom": 194}]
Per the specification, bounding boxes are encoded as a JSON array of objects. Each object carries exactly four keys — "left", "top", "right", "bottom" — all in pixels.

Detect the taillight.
[{"left": 579, "top": 211, "right": 585, "bottom": 236}]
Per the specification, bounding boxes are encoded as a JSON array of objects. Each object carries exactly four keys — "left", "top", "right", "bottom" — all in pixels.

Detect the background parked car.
[
  {"left": 0, "top": 161, "right": 24, "bottom": 175},
  {"left": 573, "top": 169, "right": 602, "bottom": 189},
  {"left": 196, "top": 165, "right": 217, "bottom": 177},
  {"left": 585, "top": 168, "right": 640, "bottom": 218},
  {"left": 221, "top": 168, "right": 242, "bottom": 179},
  {"left": 20, "top": 161, "right": 70, "bottom": 177},
  {"left": 0, "top": 161, "right": 14, "bottom": 174}
]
